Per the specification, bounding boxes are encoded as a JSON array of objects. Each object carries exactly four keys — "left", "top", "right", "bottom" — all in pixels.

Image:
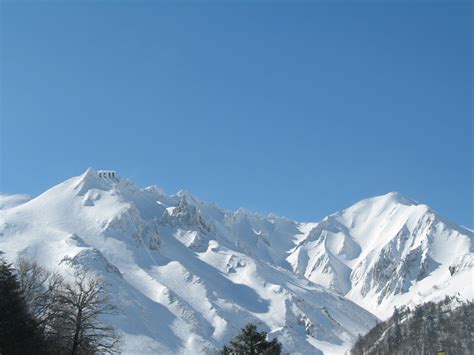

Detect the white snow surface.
[
  {"left": 0, "top": 193, "right": 32, "bottom": 209},
  {"left": 0, "top": 169, "right": 472, "bottom": 354},
  {"left": 288, "top": 192, "right": 473, "bottom": 319}
]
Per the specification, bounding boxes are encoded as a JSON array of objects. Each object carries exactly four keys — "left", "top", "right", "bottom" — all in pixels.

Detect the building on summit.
[{"left": 98, "top": 170, "right": 116, "bottom": 178}]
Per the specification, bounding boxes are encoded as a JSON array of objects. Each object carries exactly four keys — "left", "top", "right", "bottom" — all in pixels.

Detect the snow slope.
[
  {"left": 0, "top": 169, "right": 376, "bottom": 354},
  {"left": 0, "top": 169, "right": 471, "bottom": 353},
  {"left": 0, "top": 193, "right": 32, "bottom": 209},
  {"left": 287, "top": 192, "right": 473, "bottom": 318}
]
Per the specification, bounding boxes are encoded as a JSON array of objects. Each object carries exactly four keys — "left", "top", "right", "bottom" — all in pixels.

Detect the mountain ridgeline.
[
  {"left": 351, "top": 296, "right": 474, "bottom": 355},
  {"left": 0, "top": 169, "right": 472, "bottom": 354}
]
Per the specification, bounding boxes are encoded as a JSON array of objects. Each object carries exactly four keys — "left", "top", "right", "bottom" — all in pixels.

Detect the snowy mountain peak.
[
  {"left": 289, "top": 191, "right": 472, "bottom": 318},
  {"left": 143, "top": 185, "right": 166, "bottom": 196},
  {"left": 73, "top": 168, "right": 149, "bottom": 203},
  {"left": 340, "top": 191, "right": 418, "bottom": 217},
  {"left": 74, "top": 168, "right": 112, "bottom": 195},
  {"left": 176, "top": 189, "right": 202, "bottom": 206},
  {"left": 380, "top": 191, "right": 417, "bottom": 205},
  {"left": 0, "top": 170, "right": 472, "bottom": 354}
]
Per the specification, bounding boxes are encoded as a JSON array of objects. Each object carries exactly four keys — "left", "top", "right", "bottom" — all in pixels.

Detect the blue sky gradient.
[{"left": 1, "top": 1, "right": 472, "bottom": 226}]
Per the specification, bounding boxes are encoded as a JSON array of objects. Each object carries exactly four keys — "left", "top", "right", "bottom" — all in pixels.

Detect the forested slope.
[{"left": 351, "top": 296, "right": 473, "bottom": 355}]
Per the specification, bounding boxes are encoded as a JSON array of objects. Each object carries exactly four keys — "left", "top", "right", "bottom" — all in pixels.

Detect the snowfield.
[
  {"left": 0, "top": 193, "right": 32, "bottom": 210},
  {"left": 0, "top": 169, "right": 472, "bottom": 354}
]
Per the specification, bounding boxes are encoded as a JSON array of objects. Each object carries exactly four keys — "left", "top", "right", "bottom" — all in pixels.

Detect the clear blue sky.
[{"left": 1, "top": 1, "right": 472, "bottom": 227}]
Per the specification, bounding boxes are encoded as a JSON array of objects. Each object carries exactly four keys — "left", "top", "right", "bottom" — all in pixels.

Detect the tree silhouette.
[
  {"left": 0, "top": 254, "right": 44, "bottom": 354},
  {"left": 220, "top": 323, "right": 282, "bottom": 355},
  {"left": 48, "top": 271, "right": 121, "bottom": 355}
]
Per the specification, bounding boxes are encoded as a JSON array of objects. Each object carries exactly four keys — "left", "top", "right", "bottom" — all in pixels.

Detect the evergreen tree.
[
  {"left": 387, "top": 306, "right": 402, "bottom": 352},
  {"left": 0, "top": 254, "right": 44, "bottom": 354},
  {"left": 424, "top": 303, "right": 438, "bottom": 353},
  {"left": 220, "top": 323, "right": 282, "bottom": 355},
  {"left": 350, "top": 298, "right": 474, "bottom": 355}
]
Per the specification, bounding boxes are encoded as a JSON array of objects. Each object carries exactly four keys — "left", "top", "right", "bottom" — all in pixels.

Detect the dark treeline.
[
  {"left": 0, "top": 253, "right": 120, "bottom": 355},
  {"left": 351, "top": 296, "right": 473, "bottom": 355}
]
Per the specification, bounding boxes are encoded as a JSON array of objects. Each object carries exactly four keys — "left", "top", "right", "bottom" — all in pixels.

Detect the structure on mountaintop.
[{"left": 98, "top": 170, "right": 116, "bottom": 179}]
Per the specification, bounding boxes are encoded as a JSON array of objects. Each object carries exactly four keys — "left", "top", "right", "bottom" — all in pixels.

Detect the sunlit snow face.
[{"left": 0, "top": 170, "right": 471, "bottom": 354}]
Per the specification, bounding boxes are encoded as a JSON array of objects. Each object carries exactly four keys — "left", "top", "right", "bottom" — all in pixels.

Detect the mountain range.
[{"left": 1, "top": 169, "right": 472, "bottom": 354}]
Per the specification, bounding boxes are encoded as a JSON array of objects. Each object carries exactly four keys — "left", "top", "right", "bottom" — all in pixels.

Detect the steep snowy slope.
[
  {"left": 1, "top": 169, "right": 471, "bottom": 352},
  {"left": 0, "top": 169, "right": 377, "bottom": 354},
  {"left": 288, "top": 192, "right": 473, "bottom": 318}
]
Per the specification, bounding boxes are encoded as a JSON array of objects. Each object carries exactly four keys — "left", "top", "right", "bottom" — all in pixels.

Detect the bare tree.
[
  {"left": 14, "top": 258, "right": 121, "bottom": 354},
  {"left": 49, "top": 271, "right": 121, "bottom": 355},
  {"left": 16, "top": 257, "right": 64, "bottom": 336}
]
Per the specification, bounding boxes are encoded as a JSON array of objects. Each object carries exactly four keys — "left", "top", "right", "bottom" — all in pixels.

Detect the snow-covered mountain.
[
  {"left": 286, "top": 192, "right": 473, "bottom": 318},
  {"left": 0, "top": 169, "right": 472, "bottom": 354}
]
